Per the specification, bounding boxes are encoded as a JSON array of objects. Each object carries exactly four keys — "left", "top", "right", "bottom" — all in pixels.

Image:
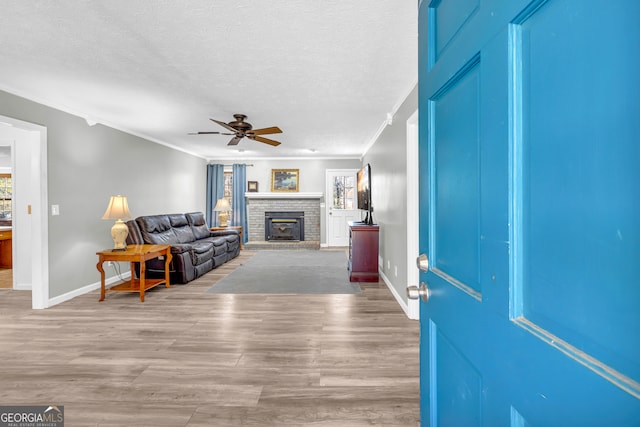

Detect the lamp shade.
[
  {"left": 102, "top": 195, "right": 132, "bottom": 251},
  {"left": 213, "top": 198, "right": 231, "bottom": 212},
  {"left": 102, "top": 195, "right": 132, "bottom": 220}
]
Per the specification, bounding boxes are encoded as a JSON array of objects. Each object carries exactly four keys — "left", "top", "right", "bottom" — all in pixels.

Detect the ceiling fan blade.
[
  {"left": 249, "top": 126, "right": 282, "bottom": 135},
  {"left": 211, "top": 118, "right": 238, "bottom": 133},
  {"left": 189, "top": 132, "right": 221, "bottom": 135},
  {"left": 252, "top": 135, "right": 281, "bottom": 146},
  {"left": 227, "top": 136, "right": 242, "bottom": 146}
]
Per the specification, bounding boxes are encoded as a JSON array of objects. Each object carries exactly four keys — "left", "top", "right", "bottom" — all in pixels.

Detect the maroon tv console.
[{"left": 348, "top": 222, "right": 380, "bottom": 282}]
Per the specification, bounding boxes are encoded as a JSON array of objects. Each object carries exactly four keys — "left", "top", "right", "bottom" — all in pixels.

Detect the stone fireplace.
[{"left": 245, "top": 192, "right": 322, "bottom": 249}]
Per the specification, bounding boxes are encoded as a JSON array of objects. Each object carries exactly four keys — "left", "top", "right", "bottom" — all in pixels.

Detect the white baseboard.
[
  {"left": 47, "top": 272, "right": 131, "bottom": 308},
  {"left": 379, "top": 269, "right": 419, "bottom": 321}
]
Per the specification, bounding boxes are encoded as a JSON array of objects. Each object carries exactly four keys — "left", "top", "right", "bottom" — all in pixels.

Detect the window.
[
  {"left": 332, "top": 175, "right": 355, "bottom": 210},
  {"left": 0, "top": 174, "right": 11, "bottom": 222},
  {"left": 223, "top": 172, "right": 233, "bottom": 207}
]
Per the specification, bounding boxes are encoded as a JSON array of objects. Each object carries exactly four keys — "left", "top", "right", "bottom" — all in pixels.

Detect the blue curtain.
[
  {"left": 232, "top": 163, "right": 248, "bottom": 243},
  {"left": 206, "top": 164, "right": 224, "bottom": 226}
]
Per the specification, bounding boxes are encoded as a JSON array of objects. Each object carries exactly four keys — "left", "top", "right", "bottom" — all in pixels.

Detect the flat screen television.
[{"left": 357, "top": 163, "right": 372, "bottom": 223}]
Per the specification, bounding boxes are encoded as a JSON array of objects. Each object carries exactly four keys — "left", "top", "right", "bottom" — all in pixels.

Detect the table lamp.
[
  {"left": 102, "top": 195, "right": 132, "bottom": 251},
  {"left": 213, "top": 198, "right": 231, "bottom": 227}
]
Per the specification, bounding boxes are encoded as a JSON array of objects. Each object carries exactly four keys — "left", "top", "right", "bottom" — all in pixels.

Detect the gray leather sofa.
[{"left": 125, "top": 212, "right": 240, "bottom": 283}]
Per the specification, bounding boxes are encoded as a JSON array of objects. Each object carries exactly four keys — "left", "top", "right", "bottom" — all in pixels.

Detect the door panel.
[
  {"left": 431, "top": 0, "right": 480, "bottom": 62},
  {"left": 516, "top": 0, "right": 640, "bottom": 382},
  {"left": 431, "top": 320, "right": 483, "bottom": 427},
  {"left": 431, "top": 56, "right": 481, "bottom": 297},
  {"left": 418, "top": 0, "right": 640, "bottom": 425}
]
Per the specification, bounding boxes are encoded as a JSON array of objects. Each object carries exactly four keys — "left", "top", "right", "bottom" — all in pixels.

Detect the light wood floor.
[
  {"left": 0, "top": 268, "right": 12, "bottom": 288},
  {"left": 0, "top": 250, "right": 420, "bottom": 426}
]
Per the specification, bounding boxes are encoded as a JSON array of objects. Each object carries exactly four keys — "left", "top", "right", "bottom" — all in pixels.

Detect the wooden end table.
[
  {"left": 96, "top": 244, "right": 172, "bottom": 302},
  {"left": 210, "top": 225, "right": 243, "bottom": 250}
]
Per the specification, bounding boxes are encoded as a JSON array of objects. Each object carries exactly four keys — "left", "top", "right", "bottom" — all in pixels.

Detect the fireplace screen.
[{"left": 265, "top": 211, "right": 305, "bottom": 241}]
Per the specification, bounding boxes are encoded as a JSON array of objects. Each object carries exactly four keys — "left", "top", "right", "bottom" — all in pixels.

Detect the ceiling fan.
[{"left": 189, "top": 114, "right": 282, "bottom": 146}]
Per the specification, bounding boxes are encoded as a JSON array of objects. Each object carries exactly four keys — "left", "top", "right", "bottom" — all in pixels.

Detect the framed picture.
[
  {"left": 247, "top": 181, "right": 258, "bottom": 192},
  {"left": 271, "top": 169, "right": 299, "bottom": 192}
]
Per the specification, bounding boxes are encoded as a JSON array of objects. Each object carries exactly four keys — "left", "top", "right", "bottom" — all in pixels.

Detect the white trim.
[
  {"left": 361, "top": 121, "right": 390, "bottom": 161},
  {"left": 380, "top": 269, "right": 418, "bottom": 321},
  {"left": 362, "top": 79, "right": 418, "bottom": 158},
  {"left": 94, "top": 119, "right": 204, "bottom": 160},
  {"left": 14, "top": 282, "right": 31, "bottom": 291},
  {"left": 0, "top": 84, "right": 205, "bottom": 160},
  {"left": 8, "top": 139, "right": 16, "bottom": 291},
  {"left": 31, "top": 123, "right": 48, "bottom": 309},
  {"left": 0, "top": 115, "right": 49, "bottom": 309},
  {"left": 245, "top": 192, "right": 323, "bottom": 199},
  {"left": 48, "top": 271, "right": 132, "bottom": 307},
  {"left": 0, "top": 84, "right": 86, "bottom": 125},
  {"left": 406, "top": 109, "right": 420, "bottom": 320}
]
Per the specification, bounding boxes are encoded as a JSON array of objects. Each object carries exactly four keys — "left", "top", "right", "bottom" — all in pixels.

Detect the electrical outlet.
[
  {"left": 387, "top": 260, "right": 390, "bottom": 270},
  {"left": 394, "top": 265, "right": 398, "bottom": 277},
  {"left": 106, "top": 261, "right": 113, "bottom": 267}
]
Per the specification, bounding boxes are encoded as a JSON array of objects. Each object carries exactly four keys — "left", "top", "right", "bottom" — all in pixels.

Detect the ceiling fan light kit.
[{"left": 191, "top": 114, "right": 283, "bottom": 147}]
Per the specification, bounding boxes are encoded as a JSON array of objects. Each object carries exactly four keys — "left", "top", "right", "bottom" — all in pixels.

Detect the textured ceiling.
[{"left": 0, "top": 1, "right": 417, "bottom": 160}]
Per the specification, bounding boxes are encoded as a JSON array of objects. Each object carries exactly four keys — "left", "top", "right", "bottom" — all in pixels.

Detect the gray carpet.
[{"left": 207, "top": 250, "right": 362, "bottom": 294}]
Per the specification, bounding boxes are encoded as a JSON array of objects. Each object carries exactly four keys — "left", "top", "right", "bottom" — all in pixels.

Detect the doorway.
[
  {"left": 325, "top": 169, "right": 360, "bottom": 247},
  {"left": 0, "top": 116, "right": 49, "bottom": 309},
  {"left": 0, "top": 146, "right": 13, "bottom": 288}
]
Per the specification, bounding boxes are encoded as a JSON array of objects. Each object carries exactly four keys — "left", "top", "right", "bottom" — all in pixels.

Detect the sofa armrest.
[
  {"left": 169, "top": 243, "right": 194, "bottom": 254},
  {"left": 125, "top": 220, "right": 144, "bottom": 245}
]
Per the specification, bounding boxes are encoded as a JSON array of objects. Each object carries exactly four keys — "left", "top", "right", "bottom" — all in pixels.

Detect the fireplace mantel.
[{"left": 245, "top": 192, "right": 323, "bottom": 199}]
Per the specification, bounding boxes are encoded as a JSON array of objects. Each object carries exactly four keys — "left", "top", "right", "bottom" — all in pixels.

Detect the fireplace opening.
[{"left": 265, "top": 211, "right": 305, "bottom": 241}]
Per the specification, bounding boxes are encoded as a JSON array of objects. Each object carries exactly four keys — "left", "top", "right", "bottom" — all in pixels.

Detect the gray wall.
[
  {"left": 363, "top": 85, "right": 418, "bottom": 307},
  {"left": 0, "top": 90, "right": 207, "bottom": 298},
  {"left": 210, "top": 157, "right": 362, "bottom": 244}
]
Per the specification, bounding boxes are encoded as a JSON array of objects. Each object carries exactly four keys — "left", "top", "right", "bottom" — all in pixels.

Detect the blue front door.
[{"left": 417, "top": 1, "right": 640, "bottom": 425}]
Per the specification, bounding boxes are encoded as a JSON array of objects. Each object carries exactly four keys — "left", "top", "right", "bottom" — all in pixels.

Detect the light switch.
[{"left": 51, "top": 205, "right": 60, "bottom": 216}]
